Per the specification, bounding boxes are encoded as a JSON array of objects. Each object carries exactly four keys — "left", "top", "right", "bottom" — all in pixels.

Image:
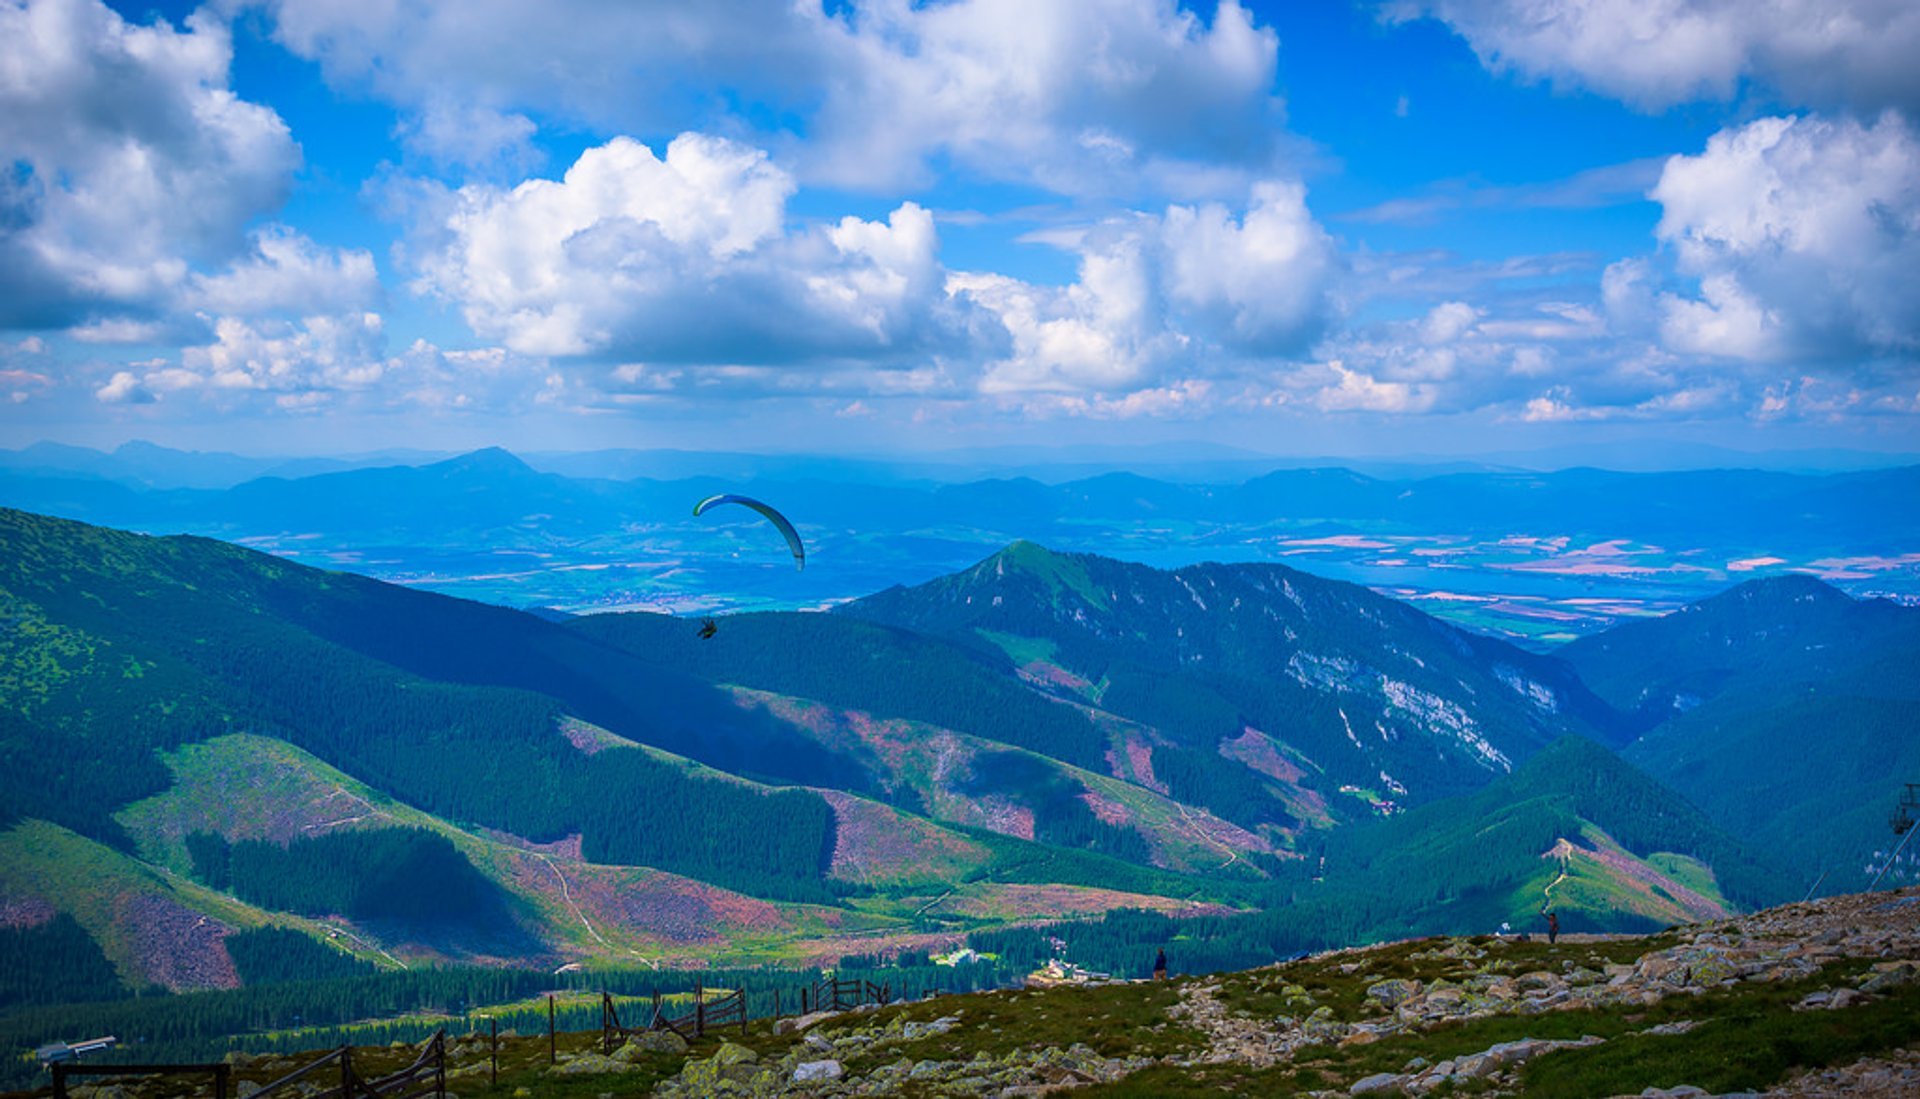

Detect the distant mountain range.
[
  {"left": 3, "top": 446, "right": 1916, "bottom": 649},
  {"left": 3, "top": 504, "right": 1914, "bottom": 1016},
  {"left": 7, "top": 439, "right": 1917, "bottom": 491}
]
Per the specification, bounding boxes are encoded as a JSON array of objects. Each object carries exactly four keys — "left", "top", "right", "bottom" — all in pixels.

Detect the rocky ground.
[{"left": 44, "top": 886, "right": 1920, "bottom": 1099}]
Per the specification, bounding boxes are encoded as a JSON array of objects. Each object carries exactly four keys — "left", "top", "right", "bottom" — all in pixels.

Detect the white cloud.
[
  {"left": 1651, "top": 112, "right": 1920, "bottom": 361},
  {"left": 0, "top": 0, "right": 299, "bottom": 327},
  {"left": 1158, "top": 181, "right": 1339, "bottom": 352},
  {"left": 94, "top": 370, "right": 152, "bottom": 404},
  {"left": 175, "top": 313, "right": 390, "bottom": 399},
  {"left": 252, "top": 0, "right": 1287, "bottom": 197},
  {"left": 1394, "top": 0, "right": 1920, "bottom": 113},
  {"left": 807, "top": 0, "right": 1284, "bottom": 195},
  {"left": 1310, "top": 363, "right": 1436, "bottom": 413},
  {"left": 415, "top": 133, "right": 985, "bottom": 365},
  {"left": 86, "top": 313, "right": 558, "bottom": 416},
  {"left": 959, "top": 181, "right": 1340, "bottom": 397},
  {"left": 189, "top": 227, "right": 382, "bottom": 317}
]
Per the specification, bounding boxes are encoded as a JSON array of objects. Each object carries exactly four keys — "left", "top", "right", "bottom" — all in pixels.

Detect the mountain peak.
[
  {"left": 431, "top": 447, "right": 536, "bottom": 476},
  {"left": 1703, "top": 572, "right": 1850, "bottom": 609}
]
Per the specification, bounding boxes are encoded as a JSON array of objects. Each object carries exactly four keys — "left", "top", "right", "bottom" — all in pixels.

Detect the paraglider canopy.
[{"left": 693, "top": 493, "right": 805, "bottom": 570}]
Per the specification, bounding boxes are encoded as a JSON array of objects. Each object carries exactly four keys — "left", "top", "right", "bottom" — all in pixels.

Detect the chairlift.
[{"left": 1892, "top": 783, "right": 1920, "bottom": 837}]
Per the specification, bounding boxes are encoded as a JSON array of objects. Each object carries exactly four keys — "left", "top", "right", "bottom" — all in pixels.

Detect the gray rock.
[
  {"left": 792, "top": 1059, "right": 844, "bottom": 1082},
  {"left": 616, "top": 1029, "right": 688, "bottom": 1057},
  {"left": 1350, "top": 1071, "right": 1404, "bottom": 1094},
  {"left": 550, "top": 1053, "right": 629, "bottom": 1076},
  {"left": 1366, "top": 978, "right": 1420, "bottom": 1009}
]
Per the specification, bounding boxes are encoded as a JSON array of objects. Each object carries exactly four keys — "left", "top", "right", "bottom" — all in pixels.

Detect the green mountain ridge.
[
  {"left": 841, "top": 540, "right": 1630, "bottom": 805},
  {"left": 1, "top": 507, "right": 1889, "bottom": 1032},
  {"left": 1557, "top": 572, "right": 1920, "bottom": 893}
]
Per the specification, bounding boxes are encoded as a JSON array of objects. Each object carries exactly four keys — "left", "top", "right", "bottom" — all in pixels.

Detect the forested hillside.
[
  {"left": 3, "top": 506, "right": 1889, "bottom": 1044},
  {"left": 841, "top": 541, "right": 1627, "bottom": 803},
  {"left": 1563, "top": 577, "right": 1920, "bottom": 893}
]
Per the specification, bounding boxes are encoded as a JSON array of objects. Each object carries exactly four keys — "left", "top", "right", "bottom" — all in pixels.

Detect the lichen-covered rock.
[
  {"left": 791, "top": 1059, "right": 842, "bottom": 1083},
  {"left": 549, "top": 1053, "right": 629, "bottom": 1076},
  {"left": 1366, "top": 978, "right": 1419, "bottom": 1009},
  {"left": 619, "top": 1029, "right": 689, "bottom": 1056},
  {"left": 1350, "top": 1070, "right": 1402, "bottom": 1094}
]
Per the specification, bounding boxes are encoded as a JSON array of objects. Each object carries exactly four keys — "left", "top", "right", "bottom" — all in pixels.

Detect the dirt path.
[{"left": 535, "top": 852, "right": 657, "bottom": 969}]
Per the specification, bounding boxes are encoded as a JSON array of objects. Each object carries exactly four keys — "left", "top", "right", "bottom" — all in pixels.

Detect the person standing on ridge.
[
  {"left": 1153, "top": 949, "right": 1168, "bottom": 981},
  {"left": 1546, "top": 910, "right": 1560, "bottom": 945}
]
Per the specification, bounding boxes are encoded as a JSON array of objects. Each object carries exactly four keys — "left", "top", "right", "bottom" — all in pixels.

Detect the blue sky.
[{"left": 2, "top": 0, "right": 1916, "bottom": 458}]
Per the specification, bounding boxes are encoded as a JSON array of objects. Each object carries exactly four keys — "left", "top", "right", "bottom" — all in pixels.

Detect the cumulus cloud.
[
  {"left": 0, "top": 0, "right": 299, "bottom": 327},
  {"left": 1650, "top": 112, "right": 1920, "bottom": 361},
  {"left": 86, "top": 312, "right": 559, "bottom": 416},
  {"left": 807, "top": 0, "right": 1283, "bottom": 194},
  {"left": 960, "top": 181, "right": 1340, "bottom": 397},
  {"left": 414, "top": 133, "right": 990, "bottom": 366},
  {"left": 1393, "top": 0, "right": 1920, "bottom": 113},
  {"left": 189, "top": 227, "right": 383, "bottom": 318},
  {"left": 252, "top": 0, "right": 1286, "bottom": 197},
  {"left": 94, "top": 369, "right": 154, "bottom": 404}
]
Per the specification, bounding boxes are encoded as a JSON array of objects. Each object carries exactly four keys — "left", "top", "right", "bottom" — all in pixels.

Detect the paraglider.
[
  {"left": 698, "top": 618, "right": 718, "bottom": 640},
  {"left": 692, "top": 494, "right": 805, "bottom": 570}
]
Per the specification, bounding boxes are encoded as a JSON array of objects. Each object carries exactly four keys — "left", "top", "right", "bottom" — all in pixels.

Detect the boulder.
[
  {"left": 773, "top": 1010, "right": 839, "bottom": 1035},
  {"left": 792, "top": 1059, "right": 844, "bottom": 1082},
  {"left": 550, "top": 1053, "right": 629, "bottom": 1076},
  {"left": 712, "top": 1041, "right": 759, "bottom": 1067},
  {"left": 1350, "top": 1071, "right": 1404, "bottom": 1094},
  {"left": 1366, "top": 978, "right": 1419, "bottom": 1010},
  {"left": 614, "top": 1029, "right": 688, "bottom": 1058}
]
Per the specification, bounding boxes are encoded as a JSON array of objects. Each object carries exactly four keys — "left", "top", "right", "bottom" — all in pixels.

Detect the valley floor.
[{"left": 16, "top": 886, "right": 1920, "bottom": 1099}]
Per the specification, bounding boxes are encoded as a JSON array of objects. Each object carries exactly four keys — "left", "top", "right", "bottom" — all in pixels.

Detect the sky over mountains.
[{"left": 1, "top": 0, "right": 1916, "bottom": 456}]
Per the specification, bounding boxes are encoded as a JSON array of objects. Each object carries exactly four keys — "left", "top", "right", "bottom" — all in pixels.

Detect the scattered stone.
[
  {"left": 549, "top": 1053, "right": 628, "bottom": 1076},
  {"left": 632, "top": 1029, "right": 690, "bottom": 1054},
  {"left": 1366, "top": 978, "right": 1420, "bottom": 1009},
  {"left": 792, "top": 1059, "right": 843, "bottom": 1082}
]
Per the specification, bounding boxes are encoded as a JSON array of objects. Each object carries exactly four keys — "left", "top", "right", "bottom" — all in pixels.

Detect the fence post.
[
  {"left": 52, "top": 1064, "right": 67, "bottom": 1099},
  {"left": 215, "top": 1063, "right": 230, "bottom": 1099},
  {"left": 340, "top": 1046, "right": 353, "bottom": 1099},
  {"left": 548, "top": 994, "right": 556, "bottom": 1064},
  {"left": 695, "top": 982, "right": 705, "bottom": 1038},
  {"left": 436, "top": 1032, "right": 446, "bottom": 1099},
  {"left": 491, "top": 1016, "right": 498, "bottom": 1087},
  {"left": 774, "top": 989, "right": 781, "bottom": 1020},
  {"left": 801, "top": 986, "right": 809, "bottom": 1014},
  {"left": 740, "top": 992, "right": 748, "bottom": 1037}
]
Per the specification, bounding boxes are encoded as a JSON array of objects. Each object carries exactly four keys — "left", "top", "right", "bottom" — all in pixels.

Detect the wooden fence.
[
  {"left": 602, "top": 985, "right": 746, "bottom": 1052},
  {"left": 50, "top": 1033, "right": 444, "bottom": 1099},
  {"left": 801, "top": 976, "right": 891, "bottom": 1015},
  {"left": 601, "top": 975, "right": 895, "bottom": 1054},
  {"left": 242, "top": 1029, "right": 447, "bottom": 1099}
]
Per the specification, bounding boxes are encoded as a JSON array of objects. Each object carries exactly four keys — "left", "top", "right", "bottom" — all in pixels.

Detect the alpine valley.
[{"left": 3, "top": 482, "right": 1917, "bottom": 1087}]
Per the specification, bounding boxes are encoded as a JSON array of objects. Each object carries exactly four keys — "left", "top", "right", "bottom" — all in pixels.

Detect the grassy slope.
[
  {"left": 0, "top": 820, "right": 387, "bottom": 990},
  {"left": 727, "top": 687, "right": 1274, "bottom": 876},
  {"left": 109, "top": 733, "right": 913, "bottom": 966}
]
